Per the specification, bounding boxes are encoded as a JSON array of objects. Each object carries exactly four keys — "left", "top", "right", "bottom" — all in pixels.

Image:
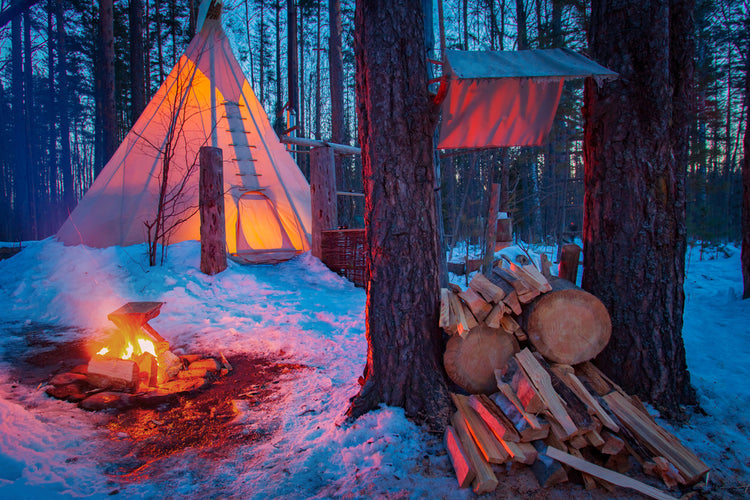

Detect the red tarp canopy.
[{"left": 437, "top": 48, "right": 618, "bottom": 149}]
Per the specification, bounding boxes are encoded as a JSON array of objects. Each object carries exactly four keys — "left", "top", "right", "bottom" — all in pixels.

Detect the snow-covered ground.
[{"left": 0, "top": 239, "right": 747, "bottom": 498}]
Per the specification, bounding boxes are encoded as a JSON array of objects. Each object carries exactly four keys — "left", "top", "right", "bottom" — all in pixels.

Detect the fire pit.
[{"left": 46, "top": 302, "right": 231, "bottom": 410}]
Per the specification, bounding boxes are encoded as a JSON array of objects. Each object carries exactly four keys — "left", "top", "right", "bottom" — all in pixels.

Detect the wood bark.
[
  {"left": 482, "top": 183, "right": 501, "bottom": 274},
  {"left": 347, "top": 0, "right": 450, "bottom": 430},
  {"left": 23, "top": 6, "right": 37, "bottom": 238},
  {"left": 310, "top": 146, "right": 337, "bottom": 259},
  {"left": 558, "top": 243, "right": 580, "bottom": 284},
  {"left": 129, "top": 0, "right": 146, "bottom": 124},
  {"left": 287, "top": 0, "right": 298, "bottom": 125},
  {"left": 199, "top": 147, "right": 227, "bottom": 275},
  {"left": 582, "top": 0, "right": 695, "bottom": 416},
  {"left": 515, "top": 0, "right": 528, "bottom": 50}
]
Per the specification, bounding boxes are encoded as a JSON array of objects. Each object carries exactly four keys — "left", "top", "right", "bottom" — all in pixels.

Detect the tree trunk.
[
  {"left": 24, "top": 6, "right": 38, "bottom": 238},
  {"left": 742, "top": 7, "right": 750, "bottom": 299},
  {"left": 259, "top": 0, "right": 266, "bottom": 104},
  {"left": 315, "top": 0, "right": 321, "bottom": 140},
  {"left": 328, "top": 0, "right": 345, "bottom": 221},
  {"left": 99, "top": 0, "right": 117, "bottom": 169},
  {"left": 347, "top": 0, "right": 450, "bottom": 430},
  {"left": 56, "top": 0, "right": 73, "bottom": 210},
  {"left": 12, "top": 4, "right": 27, "bottom": 240},
  {"left": 310, "top": 146, "right": 337, "bottom": 259},
  {"left": 515, "top": 0, "right": 528, "bottom": 50},
  {"left": 129, "top": 0, "right": 146, "bottom": 124},
  {"left": 287, "top": 0, "right": 298, "bottom": 128},
  {"left": 582, "top": 0, "right": 695, "bottom": 417}
]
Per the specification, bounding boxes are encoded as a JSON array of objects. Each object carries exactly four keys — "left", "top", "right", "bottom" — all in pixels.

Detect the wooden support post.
[
  {"left": 310, "top": 146, "right": 337, "bottom": 259},
  {"left": 558, "top": 244, "right": 581, "bottom": 284},
  {"left": 199, "top": 146, "right": 227, "bottom": 275},
  {"left": 482, "top": 183, "right": 501, "bottom": 274}
]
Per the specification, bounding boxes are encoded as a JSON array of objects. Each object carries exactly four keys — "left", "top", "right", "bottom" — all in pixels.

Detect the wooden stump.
[
  {"left": 521, "top": 277, "right": 611, "bottom": 365},
  {"left": 558, "top": 244, "right": 581, "bottom": 284},
  {"left": 199, "top": 146, "right": 227, "bottom": 275},
  {"left": 310, "top": 146, "right": 337, "bottom": 259},
  {"left": 444, "top": 325, "right": 519, "bottom": 394}
]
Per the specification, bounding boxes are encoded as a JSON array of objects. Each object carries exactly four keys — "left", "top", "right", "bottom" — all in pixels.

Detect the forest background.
[{"left": 0, "top": 0, "right": 746, "bottom": 253}]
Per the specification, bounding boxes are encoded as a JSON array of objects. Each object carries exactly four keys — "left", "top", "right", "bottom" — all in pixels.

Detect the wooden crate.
[{"left": 321, "top": 229, "right": 367, "bottom": 287}]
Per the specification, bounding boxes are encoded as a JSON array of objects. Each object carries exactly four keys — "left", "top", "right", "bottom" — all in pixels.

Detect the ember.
[{"left": 46, "top": 302, "right": 232, "bottom": 410}]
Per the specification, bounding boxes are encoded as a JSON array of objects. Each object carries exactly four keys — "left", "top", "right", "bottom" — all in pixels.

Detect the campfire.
[{"left": 46, "top": 301, "right": 231, "bottom": 410}]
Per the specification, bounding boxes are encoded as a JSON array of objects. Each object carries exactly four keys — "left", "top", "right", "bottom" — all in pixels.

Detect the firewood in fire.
[{"left": 87, "top": 358, "right": 139, "bottom": 392}]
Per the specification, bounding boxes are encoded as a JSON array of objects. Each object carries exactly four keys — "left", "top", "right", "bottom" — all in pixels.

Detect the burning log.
[{"left": 87, "top": 358, "right": 139, "bottom": 392}]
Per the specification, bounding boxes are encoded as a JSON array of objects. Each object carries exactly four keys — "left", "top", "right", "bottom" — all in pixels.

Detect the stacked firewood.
[{"left": 442, "top": 264, "right": 708, "bottom": 498}]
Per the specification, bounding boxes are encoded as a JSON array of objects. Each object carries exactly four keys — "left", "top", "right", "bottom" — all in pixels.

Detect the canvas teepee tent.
[{"left": 57, "top": 2, "right": 311, "bottom": 263}]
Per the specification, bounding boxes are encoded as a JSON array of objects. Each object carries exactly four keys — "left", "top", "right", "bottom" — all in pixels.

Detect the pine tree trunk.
[
  {"left": 23, "top": 7, "right": 37, "bottom": 238},
  {"left": 328, "top": 0, "right": 345, "bottom": 222},
  {"left": 129, "top": 0, "right": 146, "bottom": 124},
  {"left": 515, "top": 0, "right": 528, "bottom": 50},
  {"left": 287, "top": 0, "right": 298, "bottom": 124},
  {"left": 347, "top": 0, "right": 450, "bottom": 431},
  {"left": 56, "top": 0, "right": 73, "bottom": 211},
  {"left": 99, "top": 0, "right": 117, "bottom": 168},
  {"left": 582, "top": 0, "right": 695, "bottom": 417},
  {"left": 11, "top": 6, "right": 27, "bottom": 240}
]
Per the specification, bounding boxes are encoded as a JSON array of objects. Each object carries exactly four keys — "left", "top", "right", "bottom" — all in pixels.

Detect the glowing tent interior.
[{"left": 56, "top": 2, "right": 311, "bottom": 263}]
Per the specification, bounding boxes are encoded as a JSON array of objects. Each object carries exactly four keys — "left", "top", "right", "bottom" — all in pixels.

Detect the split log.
[
  {"left": 467, "top": 394, "right": 521, "bottom": 442},
  {"left": 487, "top": 271, "right": 523, "bottom": 315},
  {"left": 509, "top": 262, "right": 552, "bottom": 293},
  {"left": 496, "top": 359, "right": 545, "bottom": 414},
  {"left": 520, "top": 278, "right": 612, "bottom": 365},
  {"left": 544, "top": 446, "right": 678, "bottom": 500},
  {"left": 551, "top": 365, "right": 620, "bottom": 432},
  {"left": 568, "top": 447, "right": 598, "bottom": 490},
  {"left": 451, "top": 393, "right": 509, "bottom": 464},
  {"left": 448, "top": 292, "right": 470, "bottom": 337},
  {"left": 515, "top": 349, "right": 579, "bottom": 438},
  {"left": 484, "top": 303, "right": 505, "bottom": 329},
  {"left": 87, "top": 358, "right": 139, "bottom": 392},
  {"left": 189, "top": 358, "right": 221, "bottom": 372},
  {"left": 603, "top": 392, "right": 709, "bottom": 484},
  {"left": 444, "top": 326, "right": 519, "bottom": 394},
  {"left": 439, "top": 288, "right": 452, "bottom": 330},
  {"left": 458, "top": 287, "right": 491, "bottom": 322},
  {"left": 445, "top": 425, "right": 476, "bottom": 488},
  {"left": 490, "top": 390, "right": 549, "bottom": 441},
  {"left": 451, "top": 411, "right": 499, "bottom": 494},
  {"left": 530, "top": 440, "right": 568, "bottom": 487},
  {"left": 463, "top": 303, "right": 479, "bottom": 329},
  {"left": 469, "top": 273, "right": 506, "bottom": 304},
  {"left": 600, "top": 430, "right": 626, "bottom": 455}
]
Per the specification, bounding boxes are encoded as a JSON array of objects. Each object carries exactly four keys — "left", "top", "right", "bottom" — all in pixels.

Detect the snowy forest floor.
[{"left": 0, "top": 239, "right": 748, "bottom": 499}]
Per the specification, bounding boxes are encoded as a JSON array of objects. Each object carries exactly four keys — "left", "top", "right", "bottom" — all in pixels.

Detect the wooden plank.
[
  {"left": 451, "top": 411, "right": 499, "bottom": 495},
  {"left": 469, "top": 272, "right": 506, "bottom": 304},
  {"left": 603, "top": 392, "right": 709, "bottom": 484},
  {"left": 552, "top": 365, "right": 620, "bottom": 432},
  {"left": 468, "top": 394, "right": 521, "bottom": 442},
  {"left": 452, "top": 393, "right": 509, "bottom": 464},
  {"left": 445, "top": 425, "right": 476, "bottom": 488},
  {"left": 544, "top": 446, "right": 678, "bottom": 500},
  {"left": 458, "top": 287, "right": 492, "bottom": 322},
  {"left": 515, "top": 349, "right": 578, "bottom": 438}
]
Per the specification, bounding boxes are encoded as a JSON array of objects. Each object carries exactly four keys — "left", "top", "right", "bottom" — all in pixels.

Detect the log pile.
[{"left": 442, "top": 265, "right": 708, "bottom": 498}]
